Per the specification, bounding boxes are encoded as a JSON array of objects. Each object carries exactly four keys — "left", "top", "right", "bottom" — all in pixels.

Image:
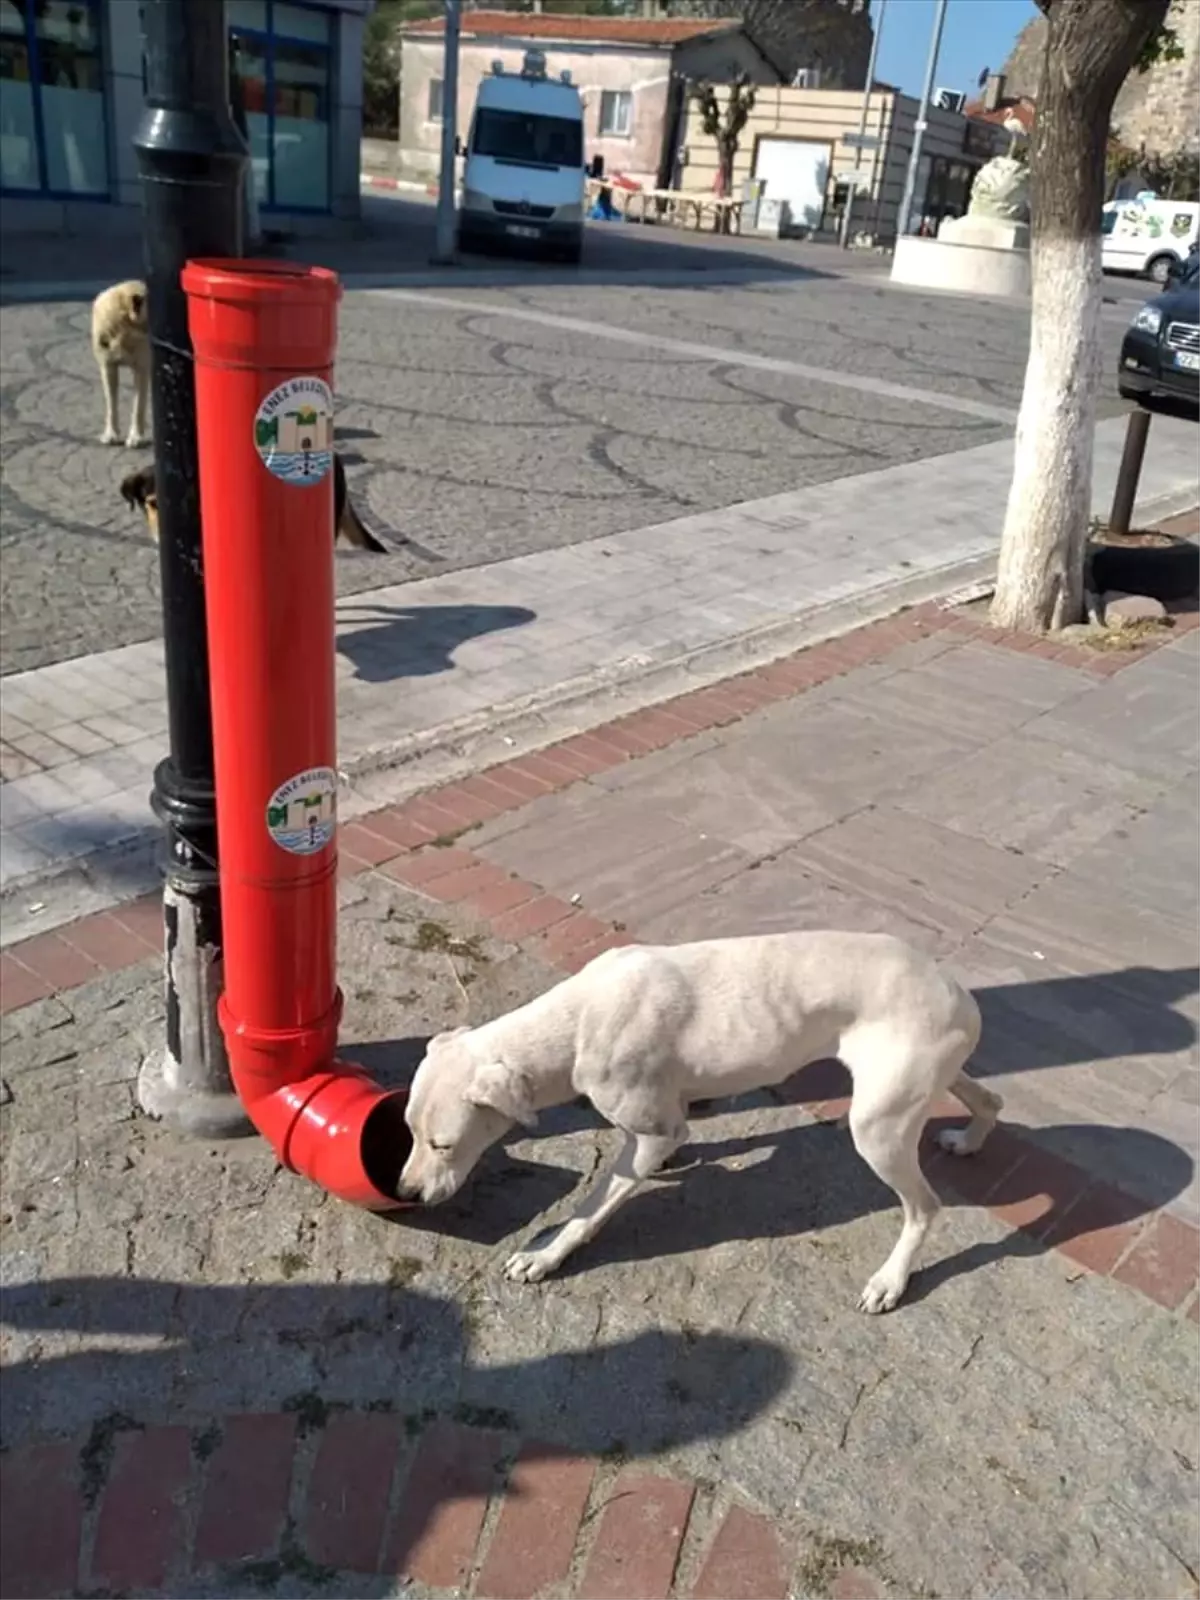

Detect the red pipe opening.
[{"left": 183, "top": 259, "right": 411, "bottom": 1210}]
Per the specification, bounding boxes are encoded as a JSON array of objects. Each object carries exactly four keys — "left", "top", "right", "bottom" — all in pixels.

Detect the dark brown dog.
[{"left": 119, "top": 454, "right": 387, "bottom": 552}]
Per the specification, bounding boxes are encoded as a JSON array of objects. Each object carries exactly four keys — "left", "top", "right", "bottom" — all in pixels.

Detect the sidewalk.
[
  {"left": 1, "top": 591, "right": 1197, "bottom": 1599},
  {"left": 2, "top": 413, "right": 1196, "bottom": 937}
]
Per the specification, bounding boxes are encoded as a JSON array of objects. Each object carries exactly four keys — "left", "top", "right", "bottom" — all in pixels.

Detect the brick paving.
[{"left": 2, "top": 601, "right": 1198, "bottom": 1598}]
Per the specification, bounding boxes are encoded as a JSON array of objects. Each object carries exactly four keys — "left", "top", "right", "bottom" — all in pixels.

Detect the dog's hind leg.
[
  {"left": 850, "top": 1098, "right": 941, "bottom": 1315},
  {"left": 504, "top": 1126, "right": 683, "bottom": 1284},
  {"left": 938, "top": 1072, "right": 1003, "bottom": 1158},
  {"left": 98, "top": 359, "right": 121, "bottom": 445},
  {"left": 126, "top": 357, "right": 151, "bottom": 449}
]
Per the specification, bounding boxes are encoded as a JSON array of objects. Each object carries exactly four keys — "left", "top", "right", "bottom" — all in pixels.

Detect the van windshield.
[{"left": 473, "top": 108, "right": 582, "bottom": 169}]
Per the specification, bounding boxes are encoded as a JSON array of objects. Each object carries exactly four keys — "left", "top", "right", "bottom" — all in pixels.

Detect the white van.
[
  {"left": 1102, "top": 196, "right": 1200, "bottom": 283},
  {"left": 457, "top": 50, "right": 589, "bottom": 263}
]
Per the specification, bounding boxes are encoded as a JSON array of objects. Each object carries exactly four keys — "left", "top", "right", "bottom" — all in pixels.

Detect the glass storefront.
[
  {"left": 0, "top": 0, "right": 109, "bottom": 197},
  {"left": 229, "top": 0, "right": 331, "bottom": 213}
]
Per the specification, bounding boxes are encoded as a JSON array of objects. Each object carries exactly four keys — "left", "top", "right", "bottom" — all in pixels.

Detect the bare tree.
[
  {"left": 990, "top": 0, "right": 1171, "bottom": 633},
  {"left": 689, "top": 74, "right": 757, "bottom": 231}
]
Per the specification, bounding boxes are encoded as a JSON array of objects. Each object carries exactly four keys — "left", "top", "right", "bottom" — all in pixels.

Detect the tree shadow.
[
  {"left": 336, "top": 602, "right": 536, "bottom": 682},
  {"left": 1, "top": 1272, "right": 791, "bottom": 1594}
]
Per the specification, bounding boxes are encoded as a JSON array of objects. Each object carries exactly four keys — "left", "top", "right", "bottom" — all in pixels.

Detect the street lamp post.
[
  {"left": 432, "top": 0, "right": 462, "bottom": 263},
  {"left": 134, "top": 0, "right": 250, "bottom": 1137},
  {"left": 896, "top": 0, "right": 949, "bottom": 239},
  {"left": 840, "top": 0, "right": 887, "bottom": 250}
]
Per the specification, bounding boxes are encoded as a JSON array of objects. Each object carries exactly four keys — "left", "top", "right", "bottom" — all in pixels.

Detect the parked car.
[
  {"left": 1102, "top": 197, "right": 1200, "bottom": 283},
  {"left": 1118, "top": 253, "right": 1200, "bottom": 411}
]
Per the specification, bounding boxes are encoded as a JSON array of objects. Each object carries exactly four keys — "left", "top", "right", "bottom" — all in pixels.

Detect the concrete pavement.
[
  {"left": 1, "top": 597, "right": 1196, "bottom": 1599},
  {"left": 2, "top": 408, "right": 1196, "bottom": 933}
]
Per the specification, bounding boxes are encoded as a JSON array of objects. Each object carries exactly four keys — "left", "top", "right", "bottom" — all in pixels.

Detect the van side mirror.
[
  {"left": 455, "top": 135, "right": 465, "bottom": 157},
  {"left": 588, "top": 154, "right": 605, "bottom": 179}
]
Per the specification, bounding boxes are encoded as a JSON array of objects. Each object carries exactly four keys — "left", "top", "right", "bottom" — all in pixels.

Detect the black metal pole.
[
  {"left": 1108, "top": 407, "right": 1152, "bottom": 537},
  {"left": 134, "top": 0, "right": 250, "bottom": 1137}
]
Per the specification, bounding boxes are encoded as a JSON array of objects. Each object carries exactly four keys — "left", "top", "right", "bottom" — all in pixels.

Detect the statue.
[
  {"left": 966, "top": 155, "right": 1030, "bottom": 224},
  {"left": 937, "top": 152, "right": 1031, "bottom": 252}
]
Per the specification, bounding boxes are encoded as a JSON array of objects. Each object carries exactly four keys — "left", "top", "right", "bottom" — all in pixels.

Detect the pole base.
[{"left": 138, "top": 1046, "right": 251, "bottom": 1139}]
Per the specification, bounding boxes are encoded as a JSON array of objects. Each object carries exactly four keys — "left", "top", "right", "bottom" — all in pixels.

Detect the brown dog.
[
  {"left": 91, "top": 280, "right": 151, "bottom": 449},
  {"left": 119, "top": 454, "right": 387, "bottom": 552}
]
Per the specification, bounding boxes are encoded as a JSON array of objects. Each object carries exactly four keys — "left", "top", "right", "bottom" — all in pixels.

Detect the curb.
[
  {"left": 4, "top": 554, "right": 1000, "bottom": 937},
  {"left": 3, "top": 598, "right": 1198, "bottom": 1320}
]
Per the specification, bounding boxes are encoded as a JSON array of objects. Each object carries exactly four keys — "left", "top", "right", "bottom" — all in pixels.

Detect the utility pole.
[
  {"left": 134, "top": 0, "right": 250, "bottom": 1138},
  {"left": 896, "top": 0, "right": 948, "bottom": 238},
  {"left": 432, "top": 0, "right": 462, "bottom": 263},
  {"left": 840, "top": 0, "right": 887, "bottom": 250}
]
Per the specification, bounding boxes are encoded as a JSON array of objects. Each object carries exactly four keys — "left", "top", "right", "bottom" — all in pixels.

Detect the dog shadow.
[
  {"left": 543, "top": 1111, "right": 1192, "bottom": 1291},
  {"left": 336, "top": 603, "right": 537, "bottom": 682}
]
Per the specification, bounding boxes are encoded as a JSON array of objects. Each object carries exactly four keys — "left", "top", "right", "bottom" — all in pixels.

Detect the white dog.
[
  {"left": 90, "top": 279, "right": 151, "bottom": 448},
  {"left": 400, "top": 931, "right": 1000, "bottom": 1313}
]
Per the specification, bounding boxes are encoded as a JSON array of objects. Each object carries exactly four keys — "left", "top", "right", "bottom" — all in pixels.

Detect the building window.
[
  {"left": 0, "top": 0, "right": 109, "bottom": 198},
  {"left": 229, "top": 0, "right": 331, "bottom": 213},
  {"left": 597, "top": 89, "right": 631, "bottom": 138},
  {"left": 427, "top": 76, "right": 443, "bottom": 123}
]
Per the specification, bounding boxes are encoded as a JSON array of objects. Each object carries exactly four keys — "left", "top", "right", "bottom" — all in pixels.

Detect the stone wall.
[{"left": 1002, "top": 0, "right": 1200, "bottom": 155}]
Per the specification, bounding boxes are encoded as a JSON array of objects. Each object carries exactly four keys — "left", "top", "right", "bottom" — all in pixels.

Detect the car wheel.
[{"left": 1147, "top": 253, "right": 1176, "bottom": 285}]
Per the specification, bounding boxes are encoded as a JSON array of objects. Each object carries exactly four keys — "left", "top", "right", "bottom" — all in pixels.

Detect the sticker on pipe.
[
  {"left": 266, "top": 767, "right": 337, "bottom": 855},
  {"left": 253, "top": 376, "right": 334, "bottom": 486}
]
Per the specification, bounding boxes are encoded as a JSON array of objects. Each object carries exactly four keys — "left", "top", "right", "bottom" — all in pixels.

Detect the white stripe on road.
[{"left": 368, "top": 286, "right": 1019, "bottom": 426}]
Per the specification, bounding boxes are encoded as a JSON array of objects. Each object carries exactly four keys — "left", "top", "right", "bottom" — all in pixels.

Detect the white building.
[{"left": 0, "top": 0, "right": 371, "bottom": 235}]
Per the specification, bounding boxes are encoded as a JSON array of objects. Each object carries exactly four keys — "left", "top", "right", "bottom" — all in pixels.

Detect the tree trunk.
[
  {"left": 990, "top": 0, "right": 1169, "bottom": 633},
  {"left": 717, "top": 144, "right": 735, "bottom": 232}
]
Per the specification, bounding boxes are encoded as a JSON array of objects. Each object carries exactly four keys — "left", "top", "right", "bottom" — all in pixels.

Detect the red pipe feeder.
[{"left": 183, "top": 258, "right": 410, "bottom": 1208}]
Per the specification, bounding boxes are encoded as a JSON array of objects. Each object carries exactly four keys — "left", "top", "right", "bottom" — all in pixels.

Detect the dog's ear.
[
  {"left": 466, "top": 1059, "right": 538, "bottom": 1129},
  {"left": 130, "top": 290, "right": 146, "bottom": 318}
]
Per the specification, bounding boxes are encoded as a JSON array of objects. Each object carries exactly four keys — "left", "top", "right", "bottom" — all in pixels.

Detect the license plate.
[
  {"left": 1173, "top": 349, "right": 1200, "bottom": 371},
  {"left": 506, "top": 224, "right": 540, "bottom": 239}
]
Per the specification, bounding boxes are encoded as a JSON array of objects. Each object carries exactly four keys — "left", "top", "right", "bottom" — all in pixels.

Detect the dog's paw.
[
  {"left": 99, "top": 428, "right": 121, "bottom": 446},
  {"left": 857, "top": 1270, "right": 906, "bottom": 1315},
  {"left": 125, "top": 433, "right": 151, "bottom": 450},
  {"left": 504, "top": 1248, "right": 556, "bottom": 1284},
  {"left": 937, "top": 1127, "right": 975, "bottom": 1158}
]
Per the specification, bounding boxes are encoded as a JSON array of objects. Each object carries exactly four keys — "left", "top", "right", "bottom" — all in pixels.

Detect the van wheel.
[{"left": 1147, "top": 253, "right": 1175, "bottom": 284}]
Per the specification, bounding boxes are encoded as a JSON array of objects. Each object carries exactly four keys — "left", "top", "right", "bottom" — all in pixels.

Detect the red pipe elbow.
[{"left": 221, "top": 992, "right": 412, "bottom": 1210}]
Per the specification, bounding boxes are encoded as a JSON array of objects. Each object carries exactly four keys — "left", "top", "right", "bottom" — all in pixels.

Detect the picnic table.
[{"left": 585, "top": 180, "right": 745, "bottom": 234}]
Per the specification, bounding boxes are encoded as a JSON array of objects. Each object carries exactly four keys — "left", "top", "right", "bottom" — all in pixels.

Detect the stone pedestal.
[
  {"left": 938, "top": 213, "right": 1030, "bottom": 252},
  {"left": 889, "top": 234, "right": 1031, "bottom": 300}
]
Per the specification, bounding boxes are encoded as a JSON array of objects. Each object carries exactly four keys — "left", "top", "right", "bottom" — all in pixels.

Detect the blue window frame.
[
  {"left": 0, "top": 0, "right": 110, "bottom": 199},
  {"left": 228, "top": 0, "right": 332, "bottom": 214}
]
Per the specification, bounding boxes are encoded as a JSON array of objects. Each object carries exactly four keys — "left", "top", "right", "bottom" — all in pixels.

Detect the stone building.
[{"left": 1002, "top": 0, "right": 1200, "bottom": 156}]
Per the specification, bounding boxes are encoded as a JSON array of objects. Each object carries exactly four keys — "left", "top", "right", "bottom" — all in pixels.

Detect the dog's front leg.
[
  {"left": 126, "top": 359, "right": 151, "bottom": 449},
  {"left": 98, "top": 360, "right": 121, "bottom": 445},
  {"left": 505, "top": 1128, "right": 682, "bottom": 1284}
]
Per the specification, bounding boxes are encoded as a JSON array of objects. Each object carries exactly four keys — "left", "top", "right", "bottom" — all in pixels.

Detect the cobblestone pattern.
[{"left": 2, "top": 264, "right": 1149, "bottom": 678}]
